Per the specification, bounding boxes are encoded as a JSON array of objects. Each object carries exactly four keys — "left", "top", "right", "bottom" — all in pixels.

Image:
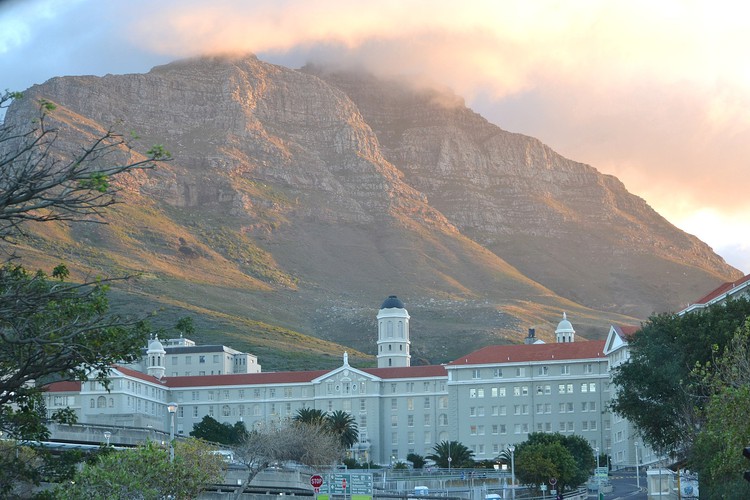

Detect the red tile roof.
[
  {"left": 447, "top": 340, "right": 607, "bottom": 366},
  {"left": 114, "top": 365, "right": 169, "bottom": 385},
  {"left": 693, "top": 273, "right": 750, "bottom": 305},
  {"left": 44, "top": 380, "right": 82, "bottom": 392}
]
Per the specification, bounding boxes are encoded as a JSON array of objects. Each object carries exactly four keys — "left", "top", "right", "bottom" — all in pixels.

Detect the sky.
[{"left": 1, "top": 0, "right": 748, "bottom": 273}]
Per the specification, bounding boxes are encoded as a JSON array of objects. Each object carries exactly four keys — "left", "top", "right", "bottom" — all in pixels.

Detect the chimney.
[{"left": 524, "top": 328, "right": 536, "bottom": 344}]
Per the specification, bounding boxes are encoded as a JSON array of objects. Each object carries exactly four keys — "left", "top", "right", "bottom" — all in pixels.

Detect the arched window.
[
  {"left": 222, "top": 405, "right": 230, "bottom": 417},
  {"left": 398, "top": 321, "right": 403, "bottom": 338},
  {"left": 97, "top": 396, "right": 107, "bottom": 408},
  {"left": 438, "top": 413, "right": 448, "bottom": 426}
]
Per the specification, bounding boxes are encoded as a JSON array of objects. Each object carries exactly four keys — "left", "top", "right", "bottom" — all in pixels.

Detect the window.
[
  {"left": 567, "top": 383, "right": 574, "bottom": 393},
  {"left": 284, "top": 388, "right": 293, "bottom": 398},
  {"left": 269, "top": 388, "right": 276, "bottom": 398},
  {"left": 391, "top": 415, "right": 398, "bottom": 427},
  {"left": 185, "top": 356, "right": 191, "bottom": 365},
  {"left": 193, "top": 406, "right": 198, "bottom": 417},
  {"left": 407, "top": 398, "right": 414, "bottom": 410},
  {"left": 513, "top": 386, "right": 521, "bottom": 396},
  {"left": 499, "top": 424, "right": 506, "bottom": 434},
  {"left": 424, "top": 414, "right": 431, "bottom": 426},
  {"left": 590, "top": 421, "right": 597, "bottom": 431},
  {"left": 491, "top": 406, "right": 498, "bottom": 416},
  {"left": 492, "top": 424, "right": 499, "bottom": 435},
  {"left": 514, "top": 405, "right": 521, "bottom": 415},
  {"left": 391, "top": 399, "right": 398, "bottom": 410},
  {"left": 97, "top": 396, "right": 106, "bottom": 408},
  {"left": 581, "top": 402, "right": 588, "bottom": 412},
  {"left": 222, "top": 405, "right": 230, "bottom": 417},
  {"left": 391, "top": 384, "right": 397, "bottom": 393},
  {"left": 408, "top": 415, "right": 414, "bottom": 427},
  {"left": 567, "top": 402, "right": 574, "bottom": 413},
  {"left": 581, "top": 383, "right": 588, "bottom": 393},
  {"left": 439, "top": 397, "right": 448, "bottom": 409},
  {"left": 478, "top": 406, "right": 485, "bottom": 417},
  {"left": 408, "top": 432, "right": 415, "bottom": 444},
  {"left": 199, "top": 355, "right": 205, "bottom": 364},
  {"left": 515, "top": 367, "right": 525, "bottom": 377},
  {"left": 208, "top": 391, "right": 214, "bottom": 401},
  {"left": 590, "top": 401, "right": 597, "bottom": 411},
  {"left": 584, "top": 363, "right": 593, "bottom": 374},
  {"left": 589, "top": 383, "right": 597, "bottom": 392},
  {"left": 522, "top": 386, "right": 529, "bottom": 396},
  {"left": 559, "top": 403, "right": 566, "bottom": 413},
  {"left": 493, "top": 368, "right": 503, "bottom": 378},
  {"left": 561, "top": 365, "right": 570, "bottom": 375},
  {"left": 470, "top": 425, "right": 477, "bottom": 436},
  {"left": 472, "top": 369, "right": 481, "bottom": 379},
  {"left": 361, "top": 399, "right": 367, "bottom": 411},
  {"left": 470, "top": 406, "right": 477, "bottom": 417},
  {"left": 392, "top": 432, "right": 398, "bottom": 444},
  {"left": 558, "top": 384, "right": 566, "bottom": 394},
  {"left": 470, "top": 389, "right": 477, "bottom": 398},
  {"left": 477, "top": 388, "right": 485, "bottom": 398},
  {"left": 254, "top": 389, "right": 261, "bottom": 398},
  {"left": 424, "top": 431, "right": 432, "bottom": 444},
  {"left": 582, "top": 421, "right": 589, "bottom": 431},
  {"left": 213, "top": 354, "right": 219, "bottom": 363},
  {"left": 439, "top": 414, "right": 448, "bottom": 426},
  {"left": 224, "top": 390, "right": 230, "bottom": 400},
  {"left": 538, "top": 366, "right": 548, "bottom": 376},
  {"left": 499, "top": 405, "right": 507, "bottom": 416},
  {"left": 208, "top": 406, "right": 214, "bottom": 417},
  {"left": 514, "top": 424, "right": 521, "bottom": 434},
  {"left": 424, "top": 397, "right": 431, "bottom": 409},
  {"left": 424, "top": 382, "right": 430, "bottom": 391}
]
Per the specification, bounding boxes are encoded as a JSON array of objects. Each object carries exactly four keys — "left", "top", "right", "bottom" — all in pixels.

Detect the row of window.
[
  {"left": 470, "top": 363, "right": 599, "bottom": 380},
  {"left": 469, "top": 382, "right": 598, "bottom": 399}
]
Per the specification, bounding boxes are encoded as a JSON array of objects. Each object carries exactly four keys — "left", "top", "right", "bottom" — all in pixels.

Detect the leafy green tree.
[
  {"left": 56, "top": 439, "right": 224, "bottom": 499},
  {"left": 611, "top": 297, "right": 750, "bottom": 458},
  {"left": 515, "top": 441, "right": 577, "bottom": 493},
  {"left": 426, "top": 440, "right": 475, "bottom": 468},
  {"left": 189, "top": 415, "right": 248, "bottom": 445},
  {"left": 175, "top": 316, "right": 195, "bottom": 337},
  {"left": 0, "top": 90, "right": 168, "bottom": 491},
  {"left": 327, "top": 410, "right": 359, "bottom": 448},
  {"left": 513, "top": 433, "right": 593, "bottom": 491},
  {"left": 690, "top": 318, "right": 750, "bottom": 498}
]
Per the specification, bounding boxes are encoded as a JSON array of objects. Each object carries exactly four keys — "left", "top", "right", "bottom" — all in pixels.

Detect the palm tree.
[
  {"left": 293, "top": 407, "right": 327, "bottom": 426},
  {"left": 426, "top": 440, "right": 475, "bottom": 468},
  {"left": 326, "top": 410, "right": 359, "bottom": 448}
]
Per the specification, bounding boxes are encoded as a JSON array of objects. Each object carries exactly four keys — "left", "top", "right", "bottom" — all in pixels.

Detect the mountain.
[{"left": 2, "top": 54, "right": 741, "bottom": 369}]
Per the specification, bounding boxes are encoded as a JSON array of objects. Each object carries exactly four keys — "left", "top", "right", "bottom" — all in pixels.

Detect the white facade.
[{"left": 46, "top": 297, "right": 642, "bottom": 465}]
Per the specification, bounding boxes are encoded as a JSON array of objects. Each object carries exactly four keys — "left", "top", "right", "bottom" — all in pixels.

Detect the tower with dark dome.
[{"left": 377, "top": 295, "right": 411, "bottom": 368}]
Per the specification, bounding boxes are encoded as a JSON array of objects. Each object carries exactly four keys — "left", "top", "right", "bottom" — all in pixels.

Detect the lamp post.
[
  {"left": 509, "top": 445, "right": 516, "bottom": 500},
  {"left": 447, "top": 441, "right": 452, "bottom": 475},
  {"left": 167, "top": 402, "right": 178, "bottom": 463},
  {"left": 634, "top": 442, "right": 640, "bottom": 490},
  {"left": 103, "top": 431, "right": 111, "bottom": 447}
]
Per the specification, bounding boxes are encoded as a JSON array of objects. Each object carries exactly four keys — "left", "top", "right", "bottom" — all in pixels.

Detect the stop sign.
[{"left": 310, "top": 475, "right": 324, "bottom": 488}]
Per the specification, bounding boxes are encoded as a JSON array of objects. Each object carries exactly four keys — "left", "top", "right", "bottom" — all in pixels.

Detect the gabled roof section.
[
  {"left": 447, "top": 340, "right": 607, "bottom": 366},
  {"left": 311, "top": 364, "right": 381, "bottom": 384},
  {"left": 44, "top": 380, "right": 82, "bottom": 392},
  {"left": 681, "top": 273, "right": 750, "bottom": 314},
  {"left": 361, "top": 365, "right": 447, "bottom": 380},
  {"left": 604, "top": 325, "right": 639, "bottom": 355}
]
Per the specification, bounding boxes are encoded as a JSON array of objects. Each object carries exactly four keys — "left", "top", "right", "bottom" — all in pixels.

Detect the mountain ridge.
[{"left": 2, "top": 53, "right": 740, "bottom": 369}]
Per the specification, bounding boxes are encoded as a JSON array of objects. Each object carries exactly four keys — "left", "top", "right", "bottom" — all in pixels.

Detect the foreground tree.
[
  {"left": 234, "top": 419, "right": 345, "bottom": 484},
  {"left": 610, "top": 298, "right": 750, "bottom": 459},
  {"left": 513, "top": 433, "right": 592, "bottom": 492},
  {"left": 56, "top": 439, "right": 224, "bottom": 499},
  {"left": 0, "top": 91, "right": 168, "bottom": 489},
  {"left": 690, "top": 318, "right": 750, "bottom": 498},
  {"left": 190, "top": 415, "right": 248, "bottom": 445},
  {"left": 426, "top": 440, "right": 475, "bottom": 468}
]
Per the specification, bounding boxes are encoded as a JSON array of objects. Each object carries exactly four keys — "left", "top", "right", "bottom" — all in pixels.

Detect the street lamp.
[
  {"left": 634, "top": 442, "right": 640, "bottom": 490},
  {"left": 167, "top": 402, "right": 178, "bottom": 463},
  {"left": 508, "top": 445, "right": 516, "bottom": 500},
  {"left": 103, "top": 431, "right": 111, "bottom": 447},
  {"left": 447, "top": 441, "right": 452, "bottom": 474}
]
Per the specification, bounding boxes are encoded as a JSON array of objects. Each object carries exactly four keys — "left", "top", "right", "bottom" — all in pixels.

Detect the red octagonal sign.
[{"left": 310, "top": 475, "right": 324, "bottom": 488}]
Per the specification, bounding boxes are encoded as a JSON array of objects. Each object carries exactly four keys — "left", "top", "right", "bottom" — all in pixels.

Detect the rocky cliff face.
[{"left": 3, "top": 54, "right": 741, "bottom": 367}]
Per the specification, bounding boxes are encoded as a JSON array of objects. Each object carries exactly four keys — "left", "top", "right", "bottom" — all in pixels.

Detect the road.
[{"left": 589, "top": 470, "right": 646, "bottom": 500}]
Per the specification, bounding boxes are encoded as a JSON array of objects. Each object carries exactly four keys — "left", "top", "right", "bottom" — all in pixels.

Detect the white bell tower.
[
  {"left": 555, "top": 312, "right": 576, "bottom": 343},
  {"left": 146, "top": 335, "right": 166, "bottom": 379},
  {"left": 377, "top": 295, "right": 411, "bottom": 368}
]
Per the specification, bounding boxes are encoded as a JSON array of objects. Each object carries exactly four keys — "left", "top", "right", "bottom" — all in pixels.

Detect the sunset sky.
[{"left": 1, "top": 0, "right": 748, "bottom": 273}]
